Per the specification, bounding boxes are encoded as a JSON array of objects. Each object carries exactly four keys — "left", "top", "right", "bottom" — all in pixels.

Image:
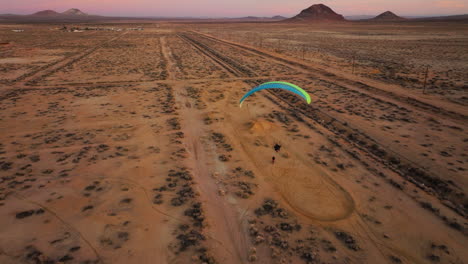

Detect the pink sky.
[{"left": 1, "top": 0, "right": 467, "bottom": 17}]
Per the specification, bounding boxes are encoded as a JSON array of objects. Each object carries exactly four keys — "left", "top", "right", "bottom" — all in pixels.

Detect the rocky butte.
[
  {"left": 286, "top": 4, "right": 346, "bottom": 22},
  {"left": 372, "top": 11, "right": 406, "bottom": 21}
]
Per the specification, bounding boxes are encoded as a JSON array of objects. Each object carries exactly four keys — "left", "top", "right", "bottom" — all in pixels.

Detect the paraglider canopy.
[{"left": 239, "top": 81, "right": 311, "bottom": 107}]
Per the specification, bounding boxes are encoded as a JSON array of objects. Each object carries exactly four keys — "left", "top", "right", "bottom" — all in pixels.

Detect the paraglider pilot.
[{"left": 274, "top": 144, "right": 281, "bottom": 152}]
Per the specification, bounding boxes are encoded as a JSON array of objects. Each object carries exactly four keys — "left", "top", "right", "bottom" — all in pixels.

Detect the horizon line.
[{"left": 2, "top": 10, "right": 468, "bottom": 19}]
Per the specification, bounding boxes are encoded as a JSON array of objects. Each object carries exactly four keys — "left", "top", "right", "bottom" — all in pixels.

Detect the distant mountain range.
[
  {"left": 0, "top": 5, "right": 467, "bottom": 23},
  {"left": 231, "top": 15, "right": 286, "bottom": 21},
  {"left": 32, "top": 8, "right": 88, "bottom": 16},
  {"left": 412, "top": 14, "right": 468, "bottom": 22},
  {"left": 0, "top": 8, "right": 99, "bottom": 22},
  {"left": 345, "top": 15, "right": 374, "bottom": 20},
  {"left": 0, "top": 8, "right": 287, "bottom": 22}
]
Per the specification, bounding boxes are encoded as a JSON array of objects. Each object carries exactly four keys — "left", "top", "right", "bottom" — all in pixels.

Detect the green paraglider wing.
[{"left": 239, "top": 81, "right": 311, "bottom": 107}]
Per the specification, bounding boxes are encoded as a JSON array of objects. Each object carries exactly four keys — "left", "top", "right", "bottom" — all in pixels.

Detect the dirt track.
[{"left": 0, "top": 23, "right": 467, "bottom": 264}]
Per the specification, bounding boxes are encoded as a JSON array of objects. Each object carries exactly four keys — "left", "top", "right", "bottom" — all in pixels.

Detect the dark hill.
[
  {"left": 372, "top": 11, "right": 406, "bottom": 21},
  {"left": 286, "top": 4, "right": 346, "bottom": 22},
  {"left": 32, "top": 10, "right": 60, "bottom": 16},
  {"left": 62, "top": 8, "right": 88, "bottom": 16}
]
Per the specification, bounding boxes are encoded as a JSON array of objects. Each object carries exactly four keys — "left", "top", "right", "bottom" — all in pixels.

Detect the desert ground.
[{"left": 0, "top": 21, "right": 467, "bottom": 264}]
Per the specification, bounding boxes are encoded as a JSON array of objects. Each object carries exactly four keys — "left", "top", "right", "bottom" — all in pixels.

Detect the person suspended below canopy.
[{"left": 274, "top": 144, "right": 281, "bottom": 152}]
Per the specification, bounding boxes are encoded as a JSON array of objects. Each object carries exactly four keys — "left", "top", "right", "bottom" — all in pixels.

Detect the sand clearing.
[{"left": 233, "top": 118, "right": 355, "bottom": 221}]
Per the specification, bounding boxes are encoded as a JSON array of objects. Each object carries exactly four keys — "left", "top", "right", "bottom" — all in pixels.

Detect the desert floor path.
[
  {"left": 161, "top": 35, "right": 251, "bottom": 263},
  {"left": 172, "top": 83, "right": 251, "bottom": 264}
]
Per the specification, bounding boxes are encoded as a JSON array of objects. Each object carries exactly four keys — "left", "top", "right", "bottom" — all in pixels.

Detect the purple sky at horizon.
[{"left": 1, "top": 0, "right": 467, "bottom": 17}]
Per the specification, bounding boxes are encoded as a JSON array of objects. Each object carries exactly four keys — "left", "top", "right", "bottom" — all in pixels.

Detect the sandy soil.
[{"left": 0, "top": 22, "right": 467, "bottom": 264}]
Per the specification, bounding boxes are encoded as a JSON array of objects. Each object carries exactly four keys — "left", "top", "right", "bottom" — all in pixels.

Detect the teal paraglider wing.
[{"left": 239, "top": 81, "right": 311, "bottom": 107}]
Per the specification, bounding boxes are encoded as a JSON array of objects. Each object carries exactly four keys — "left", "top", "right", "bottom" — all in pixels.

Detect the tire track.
[
  {"left": 192, "top": 31, "right": 467, "bottom": 122},
  {"left": 173, "top": 84, "right": 246, "bottom": 263},
  {"left": 12, "top": 32, "right": 127, "bottom": 87},
  {"left": 178, "top": 33, "right": 255, "bottom": 78}
]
